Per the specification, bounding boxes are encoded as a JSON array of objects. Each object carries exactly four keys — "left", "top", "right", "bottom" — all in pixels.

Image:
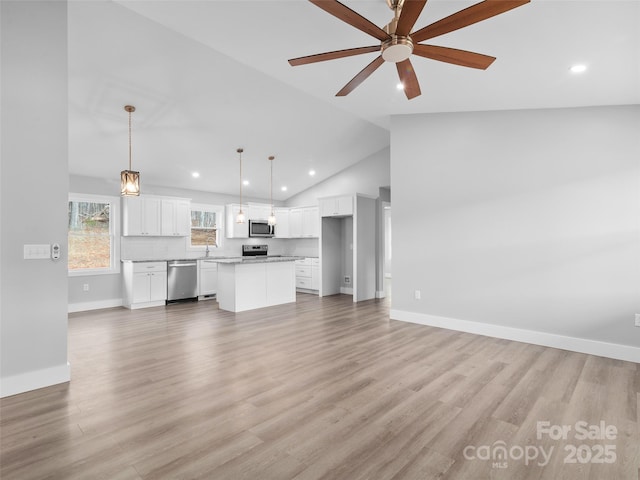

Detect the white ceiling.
[{"left": 68, "top": 0, "right": 640, "bottom": 201}]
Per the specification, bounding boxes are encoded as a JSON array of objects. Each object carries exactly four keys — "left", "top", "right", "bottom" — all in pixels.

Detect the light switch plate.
[{"left": 24, "top": 244, "right": 51, "bottom": 259}]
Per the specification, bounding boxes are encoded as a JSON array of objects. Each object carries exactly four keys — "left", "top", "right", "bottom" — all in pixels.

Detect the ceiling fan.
[{"left": 288, "top": 0, "right": 530, "bottom": 99}]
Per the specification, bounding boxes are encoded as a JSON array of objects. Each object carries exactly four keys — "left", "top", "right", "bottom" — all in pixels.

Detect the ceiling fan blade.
[
  {"left": 413, "top": 44, "right": 495, "bottom": 69},
  {"left": 396, "top": 58, "right": 421, "bottom": 99},
  {"left": 336, "top": 55, "right": 385, "bottom": 96},
  {"left": 289, "top": 46, "right": 381, "bottom": 66},
  {"left": 395, "top": 0, "right": 428, "bottom": 37},
  {"left": 309, "top": 0, "right": 390, "bottom": 41},
  {"left": 411, "top": 0, "right": 530, "bottom": 43}
]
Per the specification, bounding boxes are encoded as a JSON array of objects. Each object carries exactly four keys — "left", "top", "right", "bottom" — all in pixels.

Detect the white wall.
[
  {"left": 390, "top": 105, "right": 640, "bottom": 362},
  {"left": 1, "top": 1, "right": 70, "bottom": 396},
  {"left": 286, "top": 147, "right": 390, "bottom": 207}
]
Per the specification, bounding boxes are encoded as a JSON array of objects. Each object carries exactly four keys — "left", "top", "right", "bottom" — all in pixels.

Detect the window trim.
[
  {"left": 189, "top": 203, "right": 224, "bottom": 252},
  {"left": 68, "top": 193, "right": 120, "bottom": 277}
]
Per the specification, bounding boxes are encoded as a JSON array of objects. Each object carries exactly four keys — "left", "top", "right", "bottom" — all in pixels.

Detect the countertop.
[
  {"left": 206, "top": 256, "right": 304, "bottom": 264},
  {"left": 122, "top": 256, "right": 306, "bottom": 263}
]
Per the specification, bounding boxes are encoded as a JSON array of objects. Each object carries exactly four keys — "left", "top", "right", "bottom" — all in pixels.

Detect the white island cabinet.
[{"left": 215, "top": 258, "right": 297, "bottom": 312}]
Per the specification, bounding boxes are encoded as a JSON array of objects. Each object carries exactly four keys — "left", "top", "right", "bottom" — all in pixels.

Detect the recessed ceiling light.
[
  {"left": 281, "top": 186, "right": 287, "bottom": 192},
  {"left": 396, "top": 82, "right": 404, "bottom": 90},
  {"left": 570, "top": 64, "right": 587, "bottom": 74},
  {"left": 243, "top": 180, "right": 249, "bottom": 186},
  {"left": 309, "top": 169, "right": 316, "bottom": 176},
  {"left": 192, "top": 172, "right": 200, "bottom": 178}
]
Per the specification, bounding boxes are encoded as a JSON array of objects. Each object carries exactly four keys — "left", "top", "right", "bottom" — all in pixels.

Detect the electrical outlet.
[
  {"left": 414, "top": 290, "right": 421, "bottom": 300},
  {"left": 83, "top": 284, "right": 89, "bottom": 292},
  {"left": 344, "top": 276, "right": 351, "bottom": 285},
  {"left": 635, "top": 314, "right": 640, "bottom": 327}
]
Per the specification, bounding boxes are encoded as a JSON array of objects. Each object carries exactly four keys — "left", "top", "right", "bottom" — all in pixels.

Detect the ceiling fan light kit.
[
  {"left": 289, "top": 0, "right": 530, "bottom": 99},
  {"left": 381, "top": 36, "right": 413, "bottom": 63}
]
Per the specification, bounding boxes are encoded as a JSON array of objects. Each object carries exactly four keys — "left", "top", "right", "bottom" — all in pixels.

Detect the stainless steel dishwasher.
[{"left": 167, "top": 260, "right": 198, "bottom": 302}]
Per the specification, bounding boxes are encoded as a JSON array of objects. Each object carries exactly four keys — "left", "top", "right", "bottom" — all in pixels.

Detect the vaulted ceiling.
[{"left": 68, "top": 1, "right": 639, "bottom": 200}]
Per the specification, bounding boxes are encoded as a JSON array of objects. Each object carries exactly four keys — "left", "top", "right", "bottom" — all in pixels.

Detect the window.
[
  {"left": 68, "top": 194, "right": 119, "bottom": 275},
  {"left": 190, "top": 204, "right": 223, "bottom": 249}
]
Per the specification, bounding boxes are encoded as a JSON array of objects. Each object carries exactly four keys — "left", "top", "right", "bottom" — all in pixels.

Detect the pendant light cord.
[
  {"left": 238, "top": 148, "right": 244, "bottom": 212},
  {"left": 128, "top": 109, "right": 132, "bottom": 171}
]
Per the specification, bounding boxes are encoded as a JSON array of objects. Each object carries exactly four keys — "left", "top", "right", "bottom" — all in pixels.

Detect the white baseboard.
[
  {"left": 390, "top": 309, "right": 640, "bottom": 364},
  {"left": 1, "top": 362, "right": 71, "bottom": 398},
  {"left": 340, "top": 287, "right": 353, "bottom": 295},
  {"left": 376, "top": 290, "right": 386, "bottom": 299},
  {"left": 68, "top": 299, "right": 123, "bottom": 313}
]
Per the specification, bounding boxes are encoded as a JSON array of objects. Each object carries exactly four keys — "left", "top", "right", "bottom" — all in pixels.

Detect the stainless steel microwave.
[{"left": 249, "top": 219, "right": 275, "bottom": 238}]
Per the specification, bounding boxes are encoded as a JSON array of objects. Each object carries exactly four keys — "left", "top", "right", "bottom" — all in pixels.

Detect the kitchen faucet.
[{"left": 205, "top": 234, "right": 215, "bottom": 257}]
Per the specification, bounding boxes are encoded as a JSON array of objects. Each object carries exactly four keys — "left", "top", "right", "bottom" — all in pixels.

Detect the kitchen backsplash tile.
[{"left": 120, "top": 236, "right": 318, "bottom": 261}]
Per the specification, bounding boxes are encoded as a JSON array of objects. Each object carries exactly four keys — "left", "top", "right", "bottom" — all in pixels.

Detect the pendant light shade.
[
  {"left": 236, "top": 148, "right": 245, "bottom": 224},
  {"left": 120, "top": 105, "right": 140, "bottom": 196},
  {"left": 267, "top": 155, "right": 276, "bottom": 226}
]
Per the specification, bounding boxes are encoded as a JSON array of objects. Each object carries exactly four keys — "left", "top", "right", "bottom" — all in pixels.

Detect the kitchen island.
[{"left": 212, "top": 256, "right": 301, "bottom": 313}]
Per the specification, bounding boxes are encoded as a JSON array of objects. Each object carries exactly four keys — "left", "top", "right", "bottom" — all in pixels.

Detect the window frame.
[
  {"left": 189, "top": 203, "right": 224, "bottom": 252},
  {"left": 68, "top": 193, "right": 120, "bottom": 277}
]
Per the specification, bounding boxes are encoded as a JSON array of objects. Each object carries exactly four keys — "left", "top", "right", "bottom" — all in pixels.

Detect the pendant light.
[
  {"left": 120, "top": 105, "right": 140, "bottom": 196},
  {"left": 267, "top": 155, "right": 276, "bottom": 226},
  {"left": 236, "top": 148, "right": 245, "bottom": 224}
]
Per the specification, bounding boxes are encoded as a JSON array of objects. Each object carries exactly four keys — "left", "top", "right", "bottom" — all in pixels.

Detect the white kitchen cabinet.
[
  {"left": 290, "top": 207, "right": 319, "bottom": 238},
  {"left": 248, "top": 204, "right": 271, "bottom": 221},
  {"left": 320, "top": 195, "right": 353, "bottom": 217},
  {"left": 123, "top": 261, "right": 167, "bottom": 309},
  {"left": 217, "top": 261, "right": 296, "bottom": 312},
  {"left": 122, "top": 195, "right": 162, "bottom": 236},
  {"left": 295, "top": 257, "right": 319, "bottom": 294},
  {"left": 302, "top": 206, "right": 319, "bottom": 238},
  {"left": 289, "top": 208, "right": 303, "bottom": 238},
  {"left": 198, "top": 260, "right": 218, "bottom": 297},
  {"left": 161, "top": 198, "right": 190, "bottom": 236},
  {"left": 225, "top": 204, "right": 249, "bottom": 238},
  {"left": 273, "top": 208, "right": 290, "bottom": 238},
  {"left": 311, "top": 258, "right": 320, "bottom": 290}
]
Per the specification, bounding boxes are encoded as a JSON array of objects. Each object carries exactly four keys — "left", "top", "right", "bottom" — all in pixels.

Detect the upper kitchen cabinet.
[
  {"left": 303, "top": 206, "right": 320, "bottom": 238},
  {"left": 122, "top": 195, "right": 190, "bottom": 237},
  {"left": 225, "top": 204, "right": 249, "bottom": 238},
  {"left": 319, "top": 195, "right": 353, "bottom": 217},
  {"left": 273, "top": 208, "right": 290, "bottom": 238},
  {"left": 289, "top": 206, "right": 319, "bottom": 238},
  {"left": 161, "top": 198, "right": 190, "bottom": 236},
  {"left": 247, "top": 204, "right": 271, "bottom": 221},
  {"left": 122, "top": 195, "right": 162, "bottom": 236}
]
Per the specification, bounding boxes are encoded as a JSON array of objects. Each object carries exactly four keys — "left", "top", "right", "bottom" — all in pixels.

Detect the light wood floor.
[{"left": 1, "top": 294, "right": 638, "bottom": 479}]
